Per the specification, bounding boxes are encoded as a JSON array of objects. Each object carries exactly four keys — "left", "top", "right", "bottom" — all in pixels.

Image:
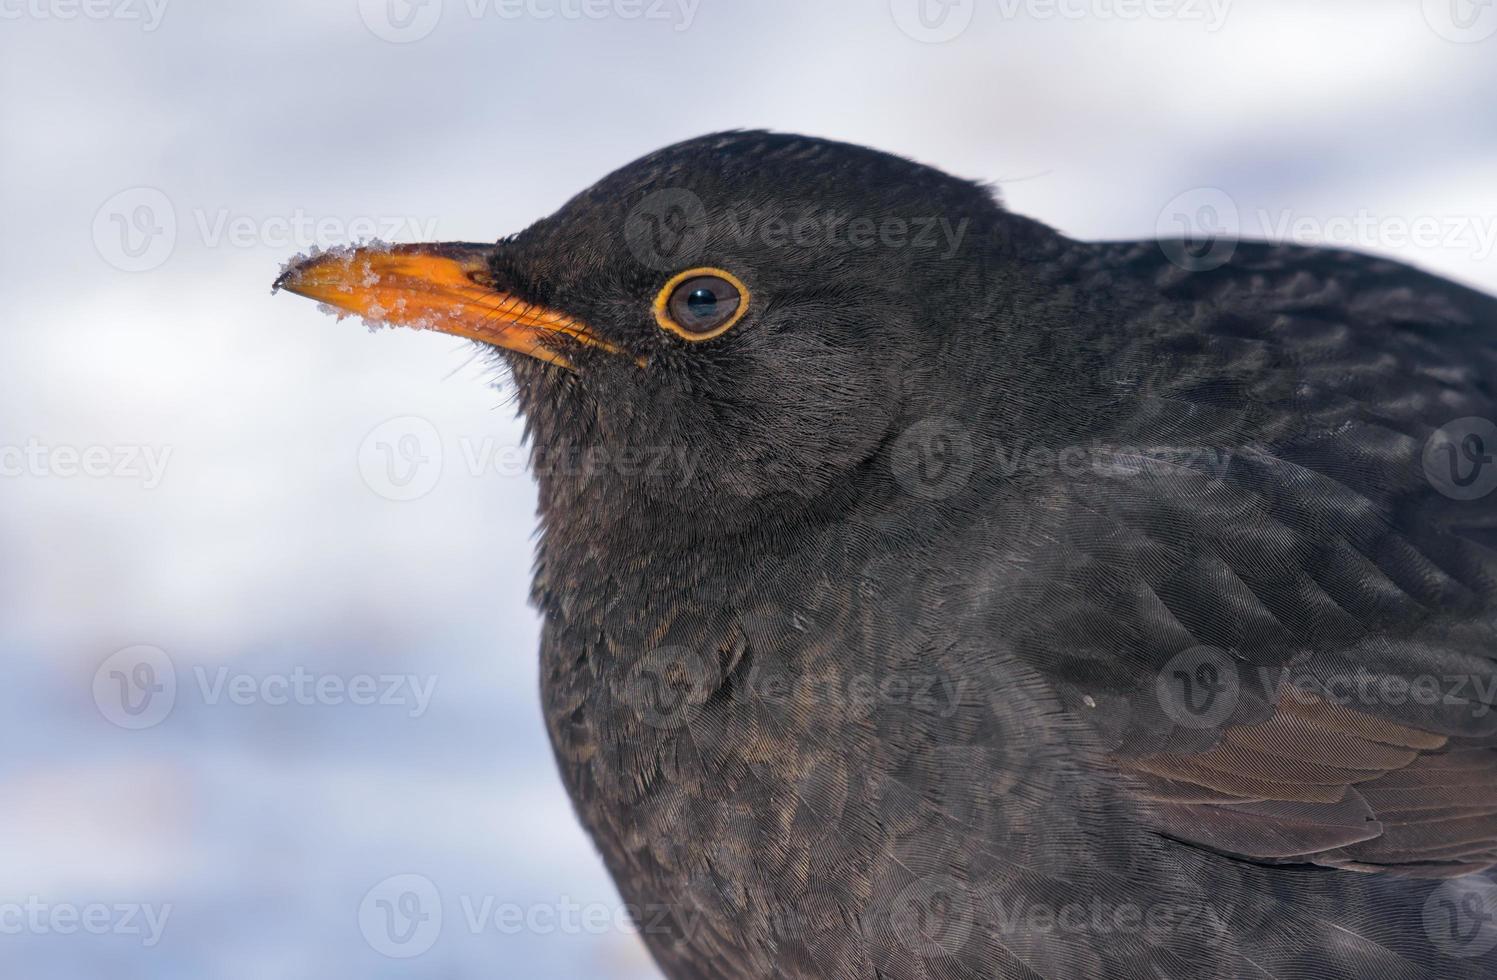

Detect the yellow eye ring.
[{"left": 652, "top": 267, "right": 751, "bottom": 342}]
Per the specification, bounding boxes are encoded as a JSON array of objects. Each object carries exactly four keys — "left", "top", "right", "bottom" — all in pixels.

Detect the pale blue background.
[{"left": 2, "top": 1, "right": 1495, "bottom": 976}]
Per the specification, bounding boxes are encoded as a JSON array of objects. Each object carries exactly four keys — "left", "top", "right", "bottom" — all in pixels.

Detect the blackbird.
[{"left": 277, "top": 132, "right": 1497, "bottom": 979}]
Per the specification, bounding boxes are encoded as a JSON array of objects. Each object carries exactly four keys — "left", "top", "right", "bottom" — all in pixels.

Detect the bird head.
[{"left": 276, "top": 132, "right": 1041, "bottom": 536}]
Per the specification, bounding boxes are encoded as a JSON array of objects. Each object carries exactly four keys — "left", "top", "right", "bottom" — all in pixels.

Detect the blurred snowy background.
[{"left": 2, "top": 0, "right": 1495, "bottom": 976}]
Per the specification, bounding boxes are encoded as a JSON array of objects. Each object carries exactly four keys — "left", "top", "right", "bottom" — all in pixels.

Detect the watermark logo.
[
  {"left": 624, "top": 188, "right": 710, "bottom": 271},
  {"left": 93, "top": 645, "right": 177, "bottom": 730},
  {"left": 357, "top": 420, "right": 705, "bottom": 500},
  {"left": 1155, "top": 645, "right": 1239, "bottom": 728},
  {"left": 890, "top": 0, "right": 977, "bottom": 42},
  {"left": 1422, "top": 0, "right": 1497, "bottom": 42},
  {"left": 624, "top": 191, "right": 972, "bottom": 270},
  {"left": 360, "top": 874, "right": 443, "bottom": 958},
  {"left": 93, "top": 187, "right": 176, "bottom": 273},
  {"left": 1161, "top": 192, "right": 1497, "bottom": 272},
  {"left": 359, "top": 879, "right": 700, "bottom": 955},
  {"left": 94, "top": 648, "right": 439, "bottom": 729},
  {"left": 620, "top": 646, "right": 717, "bottom": 729},
  {"left": 93, "top": 187, "right": 441, "bottom": 271},
  {"left": 886, "top": 875, "right": 976, "bottom": 957},
  {"left": 1424, "top": 417, "right": 1497, "bottom": 501},
  {"left": 890, "top": 417, "right": 976, "bottom": 500},
  {"left": 359, "top": 0, "right": 442, "bottom": 41},
  {"left": 359, "top": 416, "right": 445, "bottom": 502},
  {"left": 1424, "top": 878, "right": 1497, "bottom": 958},
  {"left": 1157, "top": 187, "right": 1240, "bottom": 272}
]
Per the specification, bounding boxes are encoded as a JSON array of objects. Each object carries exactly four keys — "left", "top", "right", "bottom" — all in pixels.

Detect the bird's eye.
[{"left": 654, "top": 268, "right": 750, "bottom": 342}]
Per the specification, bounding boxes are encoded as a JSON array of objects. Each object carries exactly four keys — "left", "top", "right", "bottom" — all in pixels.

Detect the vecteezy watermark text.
[
  {"left": 0, "top": 0, "right": 167, "bottom": 30},
  {"left": 358, "top": 0, "right": 700, "bottom": 43},
  {"left": 1255, "top": 208, "right": 1497, "bottom": 261},
  {"left": 889, "top": 0, "right": 1233, "bottom": 43},
  {"left": 0, "top": 898, "right": 171, "bottom": 947},
  {"left": 92, "top": 186, "right": 441, "bottom": 273},
  {"left": 357, "top": 415, "right": 704, "bottom": 502},
  {"left": 744, "top": 667, "right": 971, "bottom": 720},
  {"left": 194, "top": 666, "right": 437, "bottom": 717},
  {"left": 93, "top": 646, "right": 439, "bottom": 730},
  {"left": 358, "top": 874, "right": 699, "bottom": 958},
  {"left": 883, "top": 874, "right": 1223, "bottom": 958},
  {"left": 624, "top": 189, "right": 970, "bottom": 270},
  {"left": 0, "top": 440, "right": 172, "bottom": 489},
  {"left": 461, "top": 0, "right": 699, "bottom": 27},
  {"left": 1158, "top": 188, "right": 1497, "bottom": 272},
  {"left": 1156, "top": 646, "right": 1497, "bottom": 730}
]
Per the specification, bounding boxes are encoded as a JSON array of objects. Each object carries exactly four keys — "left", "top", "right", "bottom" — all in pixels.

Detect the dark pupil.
[{"left": 686, "top": 287, "right": 719, "bottom": 318}]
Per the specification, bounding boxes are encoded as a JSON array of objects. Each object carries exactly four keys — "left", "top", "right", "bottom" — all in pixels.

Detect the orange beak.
[{"left": 273, "top": 242, "right": 619, "bottom": 369}]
